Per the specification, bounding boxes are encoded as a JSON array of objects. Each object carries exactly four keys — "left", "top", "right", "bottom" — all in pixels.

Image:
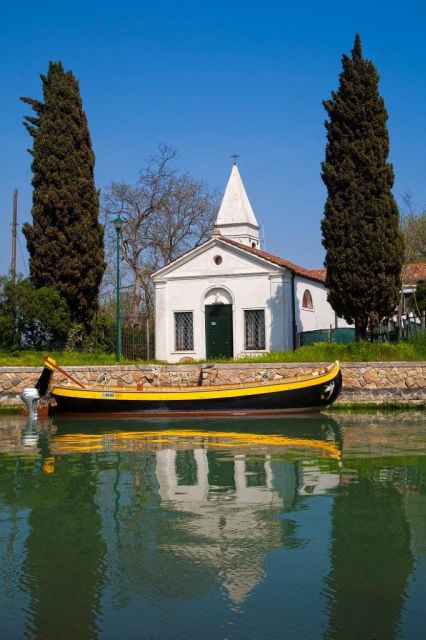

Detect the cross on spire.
[{"left": 230, "top": 154, "right": 240, "bottom": 165}]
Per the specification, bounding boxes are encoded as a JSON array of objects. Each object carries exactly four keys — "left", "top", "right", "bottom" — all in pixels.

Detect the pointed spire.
[
  {"left": 214, "top": 163, "right": 260, "bottom": 248},
  {"left": 215, "top": 164, "right": 259, "bottom": 228}
]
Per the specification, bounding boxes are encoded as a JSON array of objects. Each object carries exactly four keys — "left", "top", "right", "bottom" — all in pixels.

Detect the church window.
[
  {"left": 251, "top": 242, "right": 257, "bottom": 248},
  {"left": 302, "top": 289, "right": 313, "bottom": 310},
  {"left": 175, "top": 312, "right": 194, "bottom": 351},
  {"left": 213, "top": 255, "right": 222, "bottom": 265},
  {"left": 244, "top": 310, "right": 265, "bottom": 350},
  {"left": 175, "top": 450, "right": 198, "bottom": 485}
]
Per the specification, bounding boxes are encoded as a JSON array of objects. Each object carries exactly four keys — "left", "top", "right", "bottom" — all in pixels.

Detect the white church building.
[{"left": 153, "top": 164, "right": 349, "bottom": 362}]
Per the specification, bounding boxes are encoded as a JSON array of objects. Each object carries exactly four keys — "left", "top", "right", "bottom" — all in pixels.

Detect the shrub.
[
  {"left": 0, "top": 277, "right": 70, "bottom": 350},
  {"left": 65, "top": 314, "right": 115, "bottom": 354}
]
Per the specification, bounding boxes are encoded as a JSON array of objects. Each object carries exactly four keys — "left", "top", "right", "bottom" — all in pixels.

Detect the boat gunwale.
[{"left": 49, "top": 362, "right": 341, "bottom": 400}]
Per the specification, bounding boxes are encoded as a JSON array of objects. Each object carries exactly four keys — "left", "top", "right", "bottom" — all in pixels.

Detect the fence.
[
  {"left": 120, "top": 314, "right": 155, "bottom": 360},
  {"left": 300, "top": 328, "right": 356, "bottom": 346}
]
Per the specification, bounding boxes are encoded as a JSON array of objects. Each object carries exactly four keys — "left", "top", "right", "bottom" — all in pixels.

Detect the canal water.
[{"left": 0, "top": 412, "right": 425, "bottom": 640}]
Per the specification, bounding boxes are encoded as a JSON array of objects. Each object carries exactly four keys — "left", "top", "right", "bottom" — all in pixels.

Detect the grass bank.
[
  {"left": 0, "top": 404, "right": 22, "bottom": 413},
  {"left": 0, "top": 351, "right": 147, "bottom": 367},
  {"left": 200, "top": 335, "right": 426, "bottom": 363},
  {"left": 0, "top": 333, "right": 425, "bottom": 366},
  {"left": 329, "top": 401, "right": 425, "bottom": 412}
]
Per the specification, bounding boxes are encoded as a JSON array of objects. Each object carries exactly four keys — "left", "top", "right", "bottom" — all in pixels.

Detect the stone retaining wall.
[{"left": 0, "top": 362, "right": 425, "bottom": 405}]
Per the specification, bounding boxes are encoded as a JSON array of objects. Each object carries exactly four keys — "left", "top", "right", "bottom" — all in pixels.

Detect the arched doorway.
[{"left": 204, "top": 288, "right": 233, "bottom": 359}]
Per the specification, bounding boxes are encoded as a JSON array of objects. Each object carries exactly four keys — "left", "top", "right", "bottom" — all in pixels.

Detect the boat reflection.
[{"left": 2, "top": 413, "right": 341, "bottom": 454}]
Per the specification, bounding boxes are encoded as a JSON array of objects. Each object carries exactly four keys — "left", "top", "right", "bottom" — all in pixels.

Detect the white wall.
[
  {"left": 153, "top": 239, "right": 353, "bottom": 362},
  {"left": 294, "top": 276, "right": 352, "bottom": 333},
  {"left": 153, "top": 240, "right": 290, "bottom": 362}
]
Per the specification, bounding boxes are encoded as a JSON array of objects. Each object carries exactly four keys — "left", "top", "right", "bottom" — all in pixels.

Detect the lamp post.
[{"left": 113, "top": 216, "right": 123, "bottom": 362}]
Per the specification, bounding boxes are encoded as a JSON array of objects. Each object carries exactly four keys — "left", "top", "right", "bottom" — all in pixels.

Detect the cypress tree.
[
  {"left": 321, "top": 35, "right": 404, "bottom": 339},
  {"left": 22, "top": 61, "right": 105, "bottom": 326}
]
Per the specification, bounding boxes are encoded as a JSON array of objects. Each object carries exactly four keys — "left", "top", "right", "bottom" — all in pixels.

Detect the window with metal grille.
[
  {"left": 244, "top": 309, "right": 265, "bottom": 350},
  {"left": 175, "top": 312, "right": 194, "bottom": 351}
]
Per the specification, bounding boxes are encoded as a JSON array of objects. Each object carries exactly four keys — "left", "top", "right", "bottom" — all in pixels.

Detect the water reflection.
[{"left": 0, "top": 413, "right": 425, "bottom": 639}]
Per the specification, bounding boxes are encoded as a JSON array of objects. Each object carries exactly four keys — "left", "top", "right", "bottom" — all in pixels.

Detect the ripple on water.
[{"left": 0, "top": 412, "right": 425, "bottom": 639}]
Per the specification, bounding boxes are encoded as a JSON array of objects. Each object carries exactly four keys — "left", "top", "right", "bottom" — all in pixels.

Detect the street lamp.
[{"left": 113, "top": 215, "right": 123, "bottom": 362}]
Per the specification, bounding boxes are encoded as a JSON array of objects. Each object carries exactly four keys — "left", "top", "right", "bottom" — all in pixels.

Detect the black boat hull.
[{"left": 50, "top": 370, "right": 343, "bottom": 416}]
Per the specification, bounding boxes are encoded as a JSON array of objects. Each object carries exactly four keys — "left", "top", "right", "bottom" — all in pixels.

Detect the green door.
[{"left": 205, "top": 304, "right": 233, "bottom": 360}]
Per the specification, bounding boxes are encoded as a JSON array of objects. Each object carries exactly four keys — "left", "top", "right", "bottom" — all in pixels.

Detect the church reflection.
[
  {"left": 154, "top": 448, "right": 304, "bottom": 604},
  {"left": 97, "top": 444, "right": 335, "bottom": 609}
]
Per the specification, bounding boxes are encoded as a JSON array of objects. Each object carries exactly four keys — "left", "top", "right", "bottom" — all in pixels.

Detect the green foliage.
[
  {"left": 408, "top": 328, "right": 426, "bottom": 354},
  {"left": 329, "top": 403, "right": 424, "bottom": 412},
  {"left": 22, "top": 61, "right": 105, "bottom": 326},
  {"left": 197, "top": 335, "right": 426, "bottom": 362},
  {"left": 64, "top": 314, "right": 115, "bottom": 353},
  {"left": 0, "top": 277, "right": 70, "bottom": 350},
  {"left": 321, "top": 35, "right": 404, "bottom": 338},
  {"left": 409, "top": 281, "right": 426, "bottom": 314},
  {"left": 0, "top": 333, "right": 424, "bottom": 365},
  {"left": 0, "top": 336, "right": 424, "bottom": 366},
  {"left": 0, "top": 281, "right": 16, "bottom": 350},
  {"left": 0, "top": 351, "right": 158, "bottom": 366},
  {"left": 64, "top": 323, "right": 86, "bottom": 352},
  {"left": 87, "top": 315, "right": 116, "bottom": 353}
]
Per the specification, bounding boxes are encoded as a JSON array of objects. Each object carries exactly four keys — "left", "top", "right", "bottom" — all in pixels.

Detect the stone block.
[
  {"left": 349, "top": 379, "right": 362, "bottom": 388},
  {"left": 363, "top": 370, "right": 378, "bottom": 385}
]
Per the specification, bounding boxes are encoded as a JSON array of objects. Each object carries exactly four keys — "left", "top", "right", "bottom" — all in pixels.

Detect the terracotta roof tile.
[
  {"left": 220, "top": 238, "right": 425, "bottom": 288},
  {"left": 402, "top": 262, "right": 426, "bottom": 286},
  {"left": 305, "top": 268, "right": 326, "bottom": 282},
  {"left": 220, "top": 237, "right": 326, "bottom": 283}
]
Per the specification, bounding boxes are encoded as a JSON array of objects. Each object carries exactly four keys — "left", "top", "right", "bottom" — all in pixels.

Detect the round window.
[{"left": 213, "top": 255, "right": 222, "bottom": 265}]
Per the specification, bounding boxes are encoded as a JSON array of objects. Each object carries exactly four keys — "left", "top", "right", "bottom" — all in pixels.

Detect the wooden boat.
[{"left": 22, "top": 357, "right": 342, "bottom": 417}]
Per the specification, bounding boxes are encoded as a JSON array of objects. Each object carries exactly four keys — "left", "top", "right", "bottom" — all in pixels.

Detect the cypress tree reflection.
[
  {"left": 325, "top": 478, "right": 413, "bottom": 640},
  {"left": 98, "top": 450, "right": 217, "bottom": 606},
  {"left": 22, "top": 455, "right": 106, "bottom": 640}
]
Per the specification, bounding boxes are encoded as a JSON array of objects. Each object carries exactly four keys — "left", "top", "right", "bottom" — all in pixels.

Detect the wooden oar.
[{"left": 44, "top": 357, "right": 86, "bottom": 389}]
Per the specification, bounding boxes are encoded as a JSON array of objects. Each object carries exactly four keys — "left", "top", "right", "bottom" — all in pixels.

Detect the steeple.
[{"left": 214, "top": 163, "right": 261, "bottom": 249}]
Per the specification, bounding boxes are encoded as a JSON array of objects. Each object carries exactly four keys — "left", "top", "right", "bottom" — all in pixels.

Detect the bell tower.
[{"left": 214, "top": 162, "right": 261, "bottom": 249}]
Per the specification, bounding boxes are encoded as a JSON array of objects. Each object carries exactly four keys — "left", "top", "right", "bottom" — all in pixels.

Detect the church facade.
[{"left": 153, "top": 164, "right": 350, "bottom": 362}]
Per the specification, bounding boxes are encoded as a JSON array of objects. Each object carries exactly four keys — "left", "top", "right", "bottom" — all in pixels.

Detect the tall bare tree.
[
  {"left": 395, "top": 192, "right": 426, "bottom": 335},
  {"left": 103, "top": 145, "right": 218, "bottom": 325},
  {"left": 400, "top": 192, "right": 426, "bottom": 262}
]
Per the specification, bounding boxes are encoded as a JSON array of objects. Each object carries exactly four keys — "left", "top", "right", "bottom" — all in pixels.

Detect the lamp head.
[{"left": 113, "top": 216, "right": 123, "bottom": 232}]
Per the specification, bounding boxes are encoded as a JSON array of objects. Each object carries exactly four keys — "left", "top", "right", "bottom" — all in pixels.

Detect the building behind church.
[{"left": 153, "top": 164, "right": 351, "bottom": 362}]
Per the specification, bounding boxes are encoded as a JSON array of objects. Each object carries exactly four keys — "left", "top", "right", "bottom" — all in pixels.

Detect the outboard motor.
[
  {"left": 20, "top": 357, "right": 56, "bottom": 419},
  {"left": 20, "top": 387, "right": 41, "bottom": 421},
  {"left": 21, "top": 419, "right": 39, "bottom": 446},
  {"left": 35, "top": 362, "right": 54, "bottom": 396}
]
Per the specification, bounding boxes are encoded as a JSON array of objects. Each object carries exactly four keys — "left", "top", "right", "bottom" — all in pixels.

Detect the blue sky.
[{"left": 1, "top": 0, "right": 425, "bottom": 275}]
